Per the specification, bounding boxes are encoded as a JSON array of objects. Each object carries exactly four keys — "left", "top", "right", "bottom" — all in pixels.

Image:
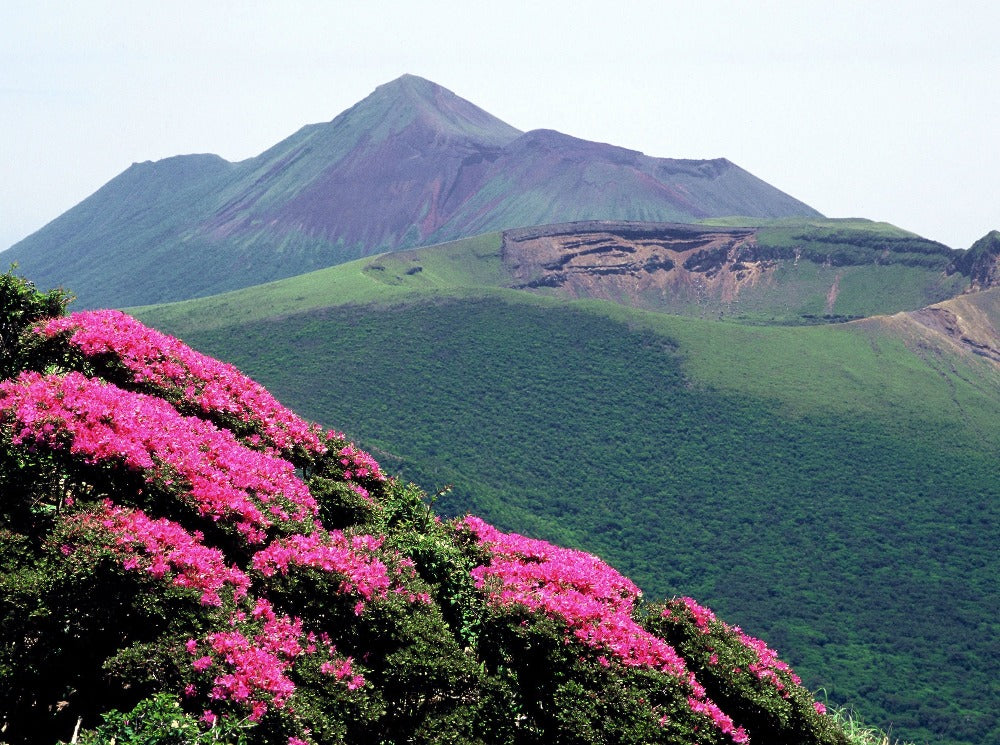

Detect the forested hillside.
[
  {"left": 0, "top": 271, "right": 855, "bottom": 744},
  {"left": 138, "top": 253, "right": 1000, "bottom": 745}
]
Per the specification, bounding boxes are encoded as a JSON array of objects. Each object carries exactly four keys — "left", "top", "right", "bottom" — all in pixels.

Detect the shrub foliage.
[{"left": 0, "top": 271, "right": 847, "bottom": 744}]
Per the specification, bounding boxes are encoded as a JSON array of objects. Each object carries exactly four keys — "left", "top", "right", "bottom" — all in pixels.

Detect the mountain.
[
  {"left": 954, "top": 229, "right": 1000, "bottom": 291},
  {"left": 3, "top": 75, "right": 821, "bottom": 309},
  {"left": 132, "top": 226, "right": 1000, "bottom": 745}
]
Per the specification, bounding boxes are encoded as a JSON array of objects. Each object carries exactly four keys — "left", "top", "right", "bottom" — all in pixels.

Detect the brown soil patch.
[
  {"left": 861, "top": 289, "right": 1000, "bottom": 367},
  {"left": 908, "top": 293, "right": 1000, "bottom": 364}
]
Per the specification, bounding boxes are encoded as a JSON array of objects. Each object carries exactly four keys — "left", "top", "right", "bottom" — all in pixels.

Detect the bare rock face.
[
  {"left": 908, "top": 293, "right": 1000, "bottom": 364},
  {"left": 502, "top": 222, "right": 771, "bottom": 307},
  {"left": 961, "top": 231, "right": 1000, "bottom": 292}
]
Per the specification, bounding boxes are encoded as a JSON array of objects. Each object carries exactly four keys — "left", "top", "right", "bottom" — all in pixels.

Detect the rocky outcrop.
[
  {"left": 501, "top": 222, "right": 768, "bottom": 305},
  {"left": 956, "top": 230, "right": 1000, "bottom": 292},
  {"left": 907, "top": 291, "right": 1000, "bottom": 363}
]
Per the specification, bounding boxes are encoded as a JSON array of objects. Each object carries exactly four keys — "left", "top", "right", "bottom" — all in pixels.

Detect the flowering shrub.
[
  {"left": 252, "top": 529, "right": 429, "bottom": 613},
  {"left": 459, "top": 515, "right": 749, "bottom": 743},
  {"left": 646, "top": 597, "right": 848, "bottom": 745},
  {"left": 39, "top": 310, "right": 328, "bottom": 457},
  {"left": 333, "top": 442, "right": 387, "bottom": 503},
  {"left": 184, "top": 597, "right": 364, "bottom": 723},
  {"left": 672, "top": 596, "right": 802, "bottom": 691},
  {"left": 0, "top": 274, "right": 849, "bottom": 745},
  {"left": 68, "top": 502, "right": 251, "bottom": 607},
  {"left": 0, "top": 370, "right": 317, "bottom": 543}
]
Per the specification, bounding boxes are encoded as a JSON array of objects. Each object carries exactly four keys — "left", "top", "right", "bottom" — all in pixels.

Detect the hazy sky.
[{"left": 3, "top": 1, "right": 998, "bottom": 253}]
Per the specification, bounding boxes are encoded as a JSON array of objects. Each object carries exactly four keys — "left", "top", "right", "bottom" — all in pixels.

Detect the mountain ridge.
[{"left": 4, "top": 74, "right": 822, "bottom": 309}]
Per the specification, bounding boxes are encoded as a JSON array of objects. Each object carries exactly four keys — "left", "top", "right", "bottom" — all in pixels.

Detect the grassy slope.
[
  {"left": 134, "top": 229, "right": 999, "bottom": 745},
  {"left": 141, "top": 220, "right": 965, "bottom": 330}
]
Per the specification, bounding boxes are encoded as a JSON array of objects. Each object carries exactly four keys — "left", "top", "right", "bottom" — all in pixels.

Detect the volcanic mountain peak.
[
  {"left": 5, "top": 75, "right": 827, "bottom": 308},
  {"left": 334, "top": 73, "right": 522, "bottom": 147}
]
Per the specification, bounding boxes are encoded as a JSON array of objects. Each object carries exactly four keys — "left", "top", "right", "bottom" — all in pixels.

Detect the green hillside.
[
  {"left": 141, "top": 219, "right": 968, "bottom": 331},
  {"left": 2, "top": 272, "right": 859, "bottom": 745},
  {"left": 135, "top": 228, "right": 1000, "bottom": 745}
]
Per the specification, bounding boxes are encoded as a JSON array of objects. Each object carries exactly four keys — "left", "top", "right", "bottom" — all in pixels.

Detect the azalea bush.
[{"left": 0, "top": 270, "right": 849, "bottom": 744}]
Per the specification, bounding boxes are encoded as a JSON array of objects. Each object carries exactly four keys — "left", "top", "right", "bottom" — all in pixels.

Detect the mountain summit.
[
  {"left": 350, "top": 74, "right": 524, "bottom": 145},
  {"left": 4, "top": 75, "right": 822, "bottom": 308}
]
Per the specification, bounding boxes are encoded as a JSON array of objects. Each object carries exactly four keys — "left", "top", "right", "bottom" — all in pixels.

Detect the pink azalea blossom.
[
  {"left": 459, "top": 515, "right": 746, "bottom": 743},
  {"left": 0, "top": 371, "right": 317, "bottom": 542},
  {"left": 184, "top": 598, "right": 364, "bottom": 715},
  {"left": 70, "top": 503, "right": 250, "bottom": 605},
  {"left": 251, "top": 529, "right": 427, "bottom": 612},
  {"left": 39, "top": 309, "right": 330, "bottom": 455},
  {"left": 672, "top": 597, "right": 803, "bottom": 693}
]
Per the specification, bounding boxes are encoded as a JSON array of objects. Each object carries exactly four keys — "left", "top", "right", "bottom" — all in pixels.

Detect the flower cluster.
[
  {"left": 39, "top": 310, "right": 329, "bottom": 456},
  {"left": 252, "top": 530, "right": 430, "bottom": 613},
  {"left": 71, "top": 502, "right": 250, "bottom": 606},
  {"left": 667, "top": 597, "right": 802, "bottom": 696},
  {"left": 186, "top": 598, "right": 363, "bottom": 723},
  {"left": 0, "top": 371, "right": 317, "bottom": 542},
  {"left": 335, "top": 443, "right": 387, "bottom": 502},
  {"left": 459, "top": 516, "right": 748, "bottom": 743}
]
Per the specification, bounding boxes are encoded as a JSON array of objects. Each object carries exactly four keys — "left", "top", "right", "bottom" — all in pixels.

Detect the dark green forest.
[{"left": 171, "top": 296, "right": 1000, "bottom": 745}]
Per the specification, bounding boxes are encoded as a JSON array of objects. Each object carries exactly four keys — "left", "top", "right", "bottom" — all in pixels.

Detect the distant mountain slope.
[
  {"left": 135, "top": 255, "right": 1000, "bottom": 745},
  {"left": 498, "top": 219, "right": 967, "bottom": 320},
  {"left": 953, "top": 229, "right": 1000, "bottom": 290},
  {"left": 4, "top": 75, "right": 821, "bottom": 309},
  {"left": 137, "top": 219, "right": 978, "bottom": 330}
]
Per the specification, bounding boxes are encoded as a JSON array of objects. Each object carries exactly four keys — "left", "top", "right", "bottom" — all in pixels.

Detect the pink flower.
[
  {"left": 460, "top": 516, "right": 745, "bottom": 742},
  {"left": 182, "top": 602, "right": 364, "bottom": 714},
  {"left": 38, "top": 310, "right": 329, "bottom": 456},
  {"left": 668, "top": 596, "right": 804, "bottom": 699},
  {"left": 69, "top": 504, "right": 250, "bottom": 605},
  {"left": 0, "top": 372, "right": 318, "bottom": 543},
  {"left": 251, "top": 530, "right": 412, "bottom": 604},
  {"left": 193, "top": 656, "right": 213, "bottom": 672}
]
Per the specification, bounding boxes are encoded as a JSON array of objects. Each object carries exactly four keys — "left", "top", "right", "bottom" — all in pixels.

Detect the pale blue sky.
[{"left": 2, "top": 1, "right": 998, "bottom": 252}]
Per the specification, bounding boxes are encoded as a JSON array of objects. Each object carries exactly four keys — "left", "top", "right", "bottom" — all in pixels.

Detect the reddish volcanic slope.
[{"left": 5, "top": 75, "right": 821, "bottom": 308}]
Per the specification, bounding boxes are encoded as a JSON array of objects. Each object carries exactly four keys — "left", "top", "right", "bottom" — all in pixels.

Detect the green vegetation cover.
[
  {"left": 0, "top": 272, "right": 848, "bottom": 744},
  {"left": 135, "top": 228, "right": 1000, "bottom": 745}
]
